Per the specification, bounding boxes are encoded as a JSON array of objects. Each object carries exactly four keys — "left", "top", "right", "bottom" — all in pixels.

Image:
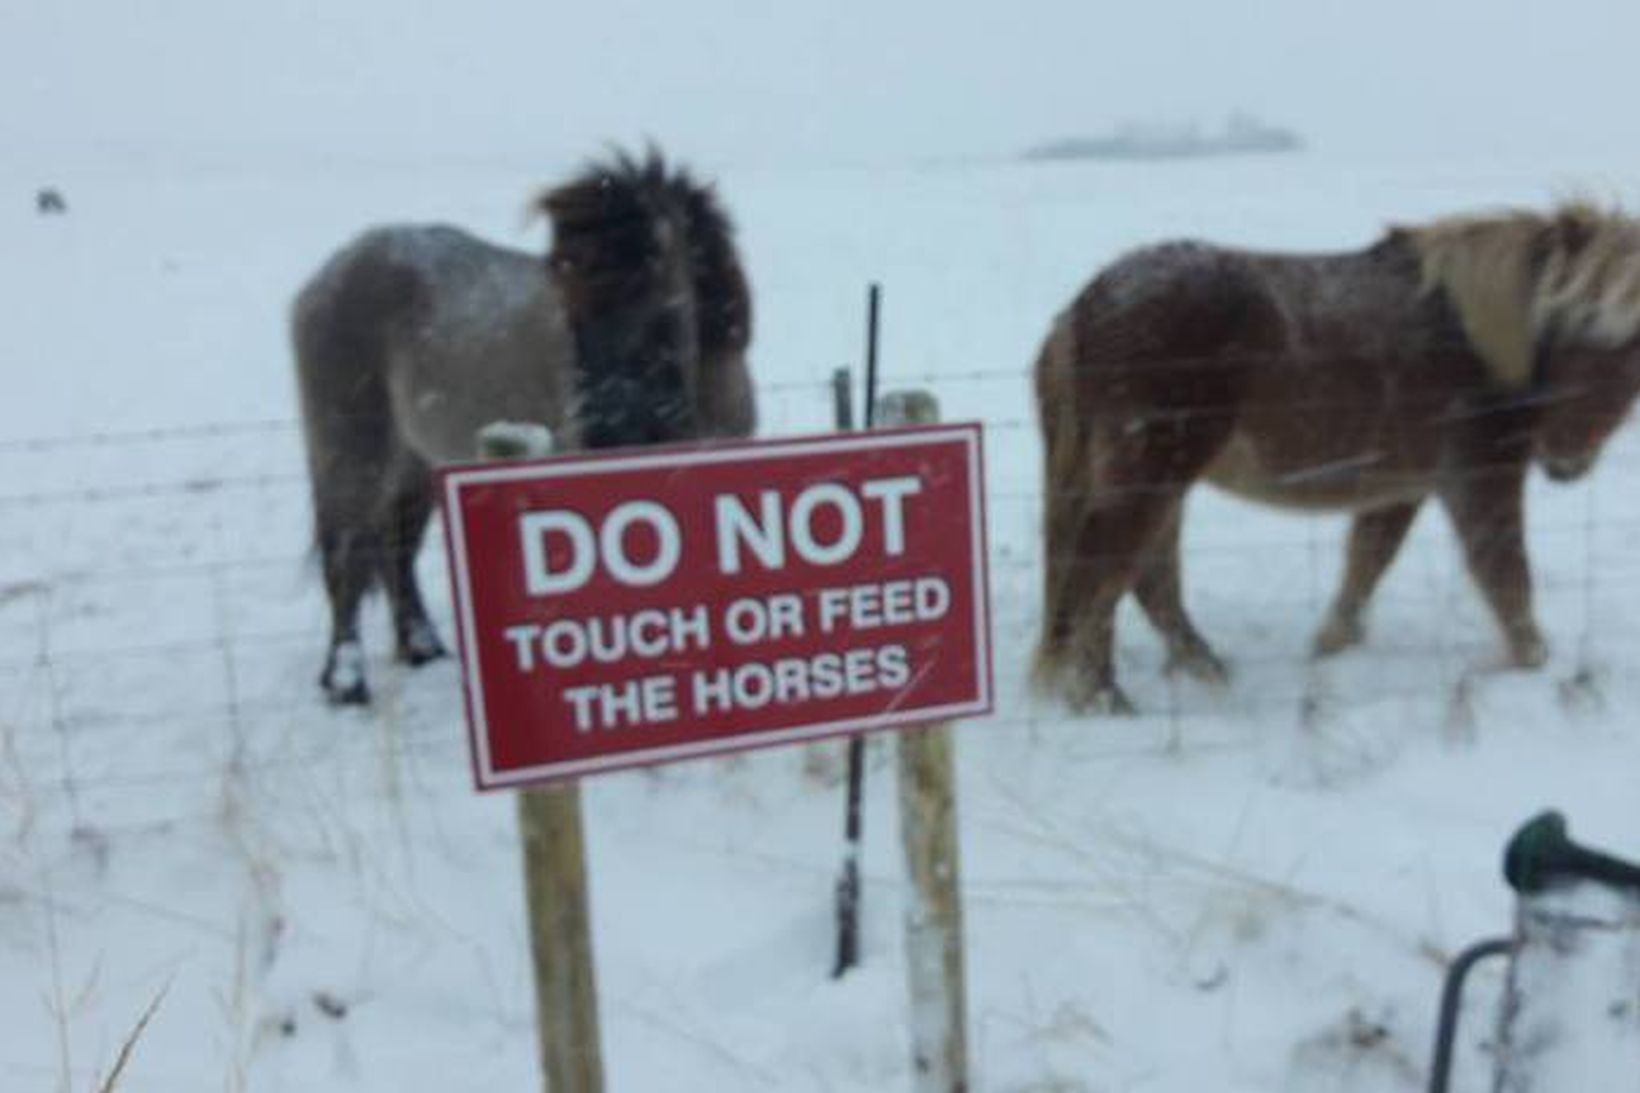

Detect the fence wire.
[{"left": 1, "top": 370, "right": 1633, "bottom": 847}]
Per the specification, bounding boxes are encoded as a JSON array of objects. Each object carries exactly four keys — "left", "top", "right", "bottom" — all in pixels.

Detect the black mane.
[{"left": 541, "top": 149, "right": 746, "bottom": 353}]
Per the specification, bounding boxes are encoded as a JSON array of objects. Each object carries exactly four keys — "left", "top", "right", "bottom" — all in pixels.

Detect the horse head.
[
  {"left": 1411, "top": 203, "right": 1640, "bottom": 483},
  {"left": 540, "top": 149, "right": 755, "bottom": 450},
  {"left": 1529, "top": 207, "right": 1640, "bottom": 481},
  {"left": 1534, "top": 340, "right": 1640, "bottom": 481}
]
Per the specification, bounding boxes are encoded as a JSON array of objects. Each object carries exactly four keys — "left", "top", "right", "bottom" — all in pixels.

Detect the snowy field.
[{"left": 4, "top": 148, "right": 1640, "bottom": 1091}]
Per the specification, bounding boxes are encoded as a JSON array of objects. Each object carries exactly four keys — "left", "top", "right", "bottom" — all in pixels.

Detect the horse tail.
[
  {"left": 538, "top": 148, "right": 707, "bottom": 448},
  {"left": 290, "top": 232, "right": 422, "bottom": 583},
  {"left": 1031, "top": 308, "right": 1089, "bottom": 691}
]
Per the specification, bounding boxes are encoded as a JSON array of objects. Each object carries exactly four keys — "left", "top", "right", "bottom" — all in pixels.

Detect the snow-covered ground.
[{"left": 4, "top": 147, "right": 1640, "bottom": 1091}]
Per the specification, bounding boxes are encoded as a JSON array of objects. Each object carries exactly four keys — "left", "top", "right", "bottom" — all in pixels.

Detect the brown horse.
[
  {"left": 292, "top": 150, "right": 755, "bottom": 704},
  {"left": 1033, "top": 203, "right": 1640, "bottom": 713}
]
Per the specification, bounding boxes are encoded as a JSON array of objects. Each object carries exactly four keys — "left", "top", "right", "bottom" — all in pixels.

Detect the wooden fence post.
[
  {"left": 832, "top": 366, "right": 856, "bottom": 432},
  {"left": 875, "top": 392, "right": 970, "bottom": 1092},
  {"left": 477, "top": 423, "right": 605, "bottom": 1093}
]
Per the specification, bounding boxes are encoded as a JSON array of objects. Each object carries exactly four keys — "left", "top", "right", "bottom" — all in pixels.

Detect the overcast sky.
[{"left": 5, "top": 0, "right": 1637, "bottom": 170}]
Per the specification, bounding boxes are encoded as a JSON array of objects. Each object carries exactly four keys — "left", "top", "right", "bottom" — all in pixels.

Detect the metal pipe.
[{"left": 1426, "top": 936, "right": 1513, "bottom": 1093}]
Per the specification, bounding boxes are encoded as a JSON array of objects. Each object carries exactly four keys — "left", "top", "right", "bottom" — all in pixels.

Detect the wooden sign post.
[
  {"left": 477, "top": 423, "right": 604, "bottom": 1093},
  {"left": 880, "top": 392, "right": 971, "bottom": 1092},
  {"left": 457, "top": 416, "right": 988, "bottom": 1093}
]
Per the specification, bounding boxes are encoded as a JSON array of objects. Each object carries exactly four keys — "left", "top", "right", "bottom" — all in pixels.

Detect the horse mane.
[
  {"left": 1399, "top": 202, "right": 1640, "bottom": 386},
  {"left": 677, "top": 175, "right": 753, "bottom": 360},
  {"left": 535, "top": 148, "right": 750, "bottom": 358}
]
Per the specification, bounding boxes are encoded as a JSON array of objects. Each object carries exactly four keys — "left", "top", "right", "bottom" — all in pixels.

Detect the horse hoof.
[
  {"left": 397, "top": 623, "right": 448, "bottom": 667},
  {"left": 324, "top": 677, "right": 372, "bottom": 706},
  {"left": 1509, "top": 633, "right": 1549, "bottom": 670},
  {"left": 321, "top": 642, "right": 371, "bottom": 705},
  {"left": 1167, "top": 646, "right": 1230, "bottom": 685},
  {"left": 1069, "top": 682, "right": 1138, "bottom": 717},
  {"left": 1094, "top": 687, "right": 1139, "bottom": 716},
  {"left": 1312, "top": 616, "right": 1364, "bottom": 658},
  {"left": 1028, "top": 649, "right": 1066, "bottom": 697}
]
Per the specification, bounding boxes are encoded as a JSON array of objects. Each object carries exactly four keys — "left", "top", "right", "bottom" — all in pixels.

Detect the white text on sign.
[
  {"left": 520, "top": 476, "right": 925, "bottom": 594},
  {"left": 498, "top": 576, "right": 951, "bottom": 732}
]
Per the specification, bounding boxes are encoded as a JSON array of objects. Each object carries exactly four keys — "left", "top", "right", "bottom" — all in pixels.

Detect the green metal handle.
[{"left": 1503, "top": 810, "right": 1640, "bottom": 895}]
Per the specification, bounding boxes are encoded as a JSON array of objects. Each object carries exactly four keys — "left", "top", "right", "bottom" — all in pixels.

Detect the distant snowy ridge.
[{"left": 1025, "top": 113, "right": 1304, "bottom": 163}]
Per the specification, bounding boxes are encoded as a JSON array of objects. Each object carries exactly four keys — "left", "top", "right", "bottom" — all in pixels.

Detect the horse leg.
[
  {"left": 1036, "top": 404, "right": 1236, "bottom": 715},
  {"left": 1313, "top": 500, "right": 1422, "bottom": 657},
  {"left": 1133, "top": 501, "right": 1227, "bottom": 683},
  {"left": 1065, "top": 490, "right": 1189, "bottom": 713},
  {"left": 1439, "top": 469, "right": 1546, "bottom": 668},
  {"left": 317, "top": 519, "right": 378, "bottom": 705},
  {"left": 380, "top": 468, "right": 445, "bottom": 666},
  {"left": 1036, "top": 469, "right": 1189, "bottom": 715}
]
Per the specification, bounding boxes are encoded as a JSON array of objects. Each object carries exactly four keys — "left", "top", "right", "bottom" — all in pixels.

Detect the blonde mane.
[{"left": 1403, "top": 203, "right": 1640, "bottom": 387}]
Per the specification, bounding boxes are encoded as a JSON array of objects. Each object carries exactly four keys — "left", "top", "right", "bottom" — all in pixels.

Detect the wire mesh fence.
[{"left": 3, "top": 364, "right": 1635, "bottom": 836}]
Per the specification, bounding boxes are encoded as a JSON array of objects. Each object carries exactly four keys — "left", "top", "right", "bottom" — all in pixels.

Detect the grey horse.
[{"left": 291, "top": 150, "right": 756, "bottom": 704}]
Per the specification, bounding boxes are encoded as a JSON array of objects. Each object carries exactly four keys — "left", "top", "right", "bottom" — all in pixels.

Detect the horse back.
[
  {"left": 1038, "top": 238, "right": 1496, "bottom": 510},
  {"left": 293, "top": 225, "right": 577, "bottom": 467},
  {"left": 1043, "top": 242, "right": 1281, "bottom": 423}
]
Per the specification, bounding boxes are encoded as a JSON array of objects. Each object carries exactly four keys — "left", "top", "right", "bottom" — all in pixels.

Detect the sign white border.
[{"left": 441, "top": 424, "right": 992, "bottom": 789}]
